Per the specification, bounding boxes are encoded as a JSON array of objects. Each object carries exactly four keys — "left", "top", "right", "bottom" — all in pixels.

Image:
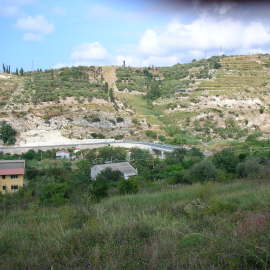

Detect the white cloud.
[
  {"left": 23, "top": 32, "right": 42, "bottom": 41},
  {"left": 6, "top": 0, "right": 35, "bottom": 4},
  {"left": 16, "top": 15, "right": 54, "bottom": 41},
  {"left": 116, "top": 54, "right": 179, "bottom": 67},
  {"left": 116, "top": 17, "right": 270, "bottom": 65},
  {"left": 53, "top": 62, "right": 73, "bottom": 69},
  {"left": 70, "top": 42, "right": 110, "bottom": 62},
  {"left": 0, "top": 0, "right": 36, "bottom": 17},
  {"left": 16, "top": 15, "right": 54, "bottom": 34},
  {"left": 51, "top": 6, "right": 66, "bottom": 16},
  {"left": 61, "top": 17, "right": 270, "bottom": 68},
  {"left": 88, "top": 5, "right": 114, "bottom": 18},
  {"left": 88, "top": 4, "right": 145, "bottom": 21},
  {"left": 138, "top": 18, "right": 270, "bottom": 57},
  {"left": 0, "top": 5, "right": 20, "bottom": 17},
  {"left": 139, "top": 29, "right": 163, "bottom": 56}
]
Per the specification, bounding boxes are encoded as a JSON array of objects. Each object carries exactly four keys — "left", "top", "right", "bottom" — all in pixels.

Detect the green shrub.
[
  {"left": 166, "top": 171, "right": 191, "bottom": 185},
  {"left": 158, "top": 135, "right": 166, "bottom": 142},
  {"left": 145, "top": 83, "right": 161, "bottom": 100},
  {"left": 212, "top": 149, "right": 239, "bottom": 173},
  {"left": 39, "top": 183, "right": 69, "bottom": 206},
  {"left": 187, "top": 160, "right": 217, "bottom": 182},
  {"left": 118, "top": 179, "right": 138, "bottom": 195},
  {"left": 116, "top": 117, "right": 124, "bottom": 123},
  {"left": 179, "top": 233, "right": 207, "bottom": 249},
  {"left": 91, "top": 179, "right": 109, "bottom": 201},
  {"left": 207, "top": 199, "right": 238, "bottom": 215},
  {"left": 236, "top": 158, "right": 262, "bottom": 178},
  {"left": 91, "top": 133, "right": 105, "bottom": 139},
  {"left": 96, "top": 168, "right": 124, "bottom": 182},
  {"left": 196, "top": 182, "right": 215, "bottom": 202},
  {"left": 145, "top": 130, "right": 157, "bottom": 139},
  {"left": 114, "top": 135, "right": 124, "bottom": 140},
  {"left": 0, "top": 121, "right": 16, "bottom": 145}
]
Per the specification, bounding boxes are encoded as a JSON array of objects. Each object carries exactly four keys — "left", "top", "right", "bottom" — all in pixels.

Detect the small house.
[
  {"left": 91, "top": 162, "right": 138, "bottom": 180},
  {"left": 0, "top": 160, "right": 25, "bottom": 193},
  {"left": 56, "top": 151, "right": 70, "bottom": 160}
]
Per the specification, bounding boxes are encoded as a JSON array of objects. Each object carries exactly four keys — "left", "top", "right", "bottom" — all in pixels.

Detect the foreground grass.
[{"left": 1, "top": 179, "right": 270, "bottom": 269}]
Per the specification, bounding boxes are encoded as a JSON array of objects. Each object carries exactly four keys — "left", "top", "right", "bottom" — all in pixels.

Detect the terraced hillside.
[
  {"left": 1, "top": 54, "right": 270, "bottom": 147},
  {"left": 151, "top": 55, "right": 270, "bottom": 144}
]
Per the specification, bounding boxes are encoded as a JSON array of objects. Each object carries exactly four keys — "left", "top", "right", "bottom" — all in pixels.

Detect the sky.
[{"left": 1, "top": 0, "right": 270, "bottom": 70}]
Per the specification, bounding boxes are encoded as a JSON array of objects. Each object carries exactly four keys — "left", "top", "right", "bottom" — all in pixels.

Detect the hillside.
[{"left": 1, "top": 54, "right": 270, "bottom": 147}]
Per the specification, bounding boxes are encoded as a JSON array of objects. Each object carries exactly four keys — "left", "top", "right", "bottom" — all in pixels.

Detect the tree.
[
  {"left": 22, "top": 149, "right": 37, "bottom": 160},
  {"left": 118, "top": 179, "right": 138, "bottom": 195},
  {"left": 96, "top": 168, "right": 124, "bottom": 182},
  {"left": 109, "top": 88, "right": 115, "bottom": 103},
  {"left": 213, "top": 62, "right": 221, "bottom": 69},
  {"left": 91, "top": 179, "right": 109, "bottom": 201},
  {"left": 39, "top": 183, "right": 69, "bottom": 206},
  {"left": 187, "top": 160, "right": 217, "bottom": 182},
  {"left": 236, "top": 157, "right": 262, "bottom": 178},
  {"left": 90, "top": 167, "right": 123, "bottom": 201},
  {"left": 145, "top": 130, "right": 157, "bottom": 139},
  {"left": 92, "top": 146, "right": 126, "bottom": 164},
  {"left": 0, "top": 121, "right": 17, "bottom": 145},
  {"left": 165, "top": 148, "right": 187, "bottom": 166},
  {"left": 212, "top": 149, "right": 239, "bottom": 173},
  {"left": 20, "top": 68, "right": 24, "bottom": 76},
  {"left": 145, "top": 82, "right": 161, "bottom": 100},
  {"left": 104, "top": 82, "right": 109, "bottom": 93}
]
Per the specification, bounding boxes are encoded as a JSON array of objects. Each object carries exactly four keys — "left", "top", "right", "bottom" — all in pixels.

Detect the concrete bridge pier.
[
  {"left": 160, "top": 150, "right": 165, "bottom": 160},
  {"left": 152, "top": 149, "right": 166, "bottom": 159}
]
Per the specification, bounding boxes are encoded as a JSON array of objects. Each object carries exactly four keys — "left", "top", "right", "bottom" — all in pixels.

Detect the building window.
[
  {"left": 2, "top": 186, "right": 6, "bottom": 191},
  {"left": 2, "top": 175, "right": 5, "bottom": 179},
  {"left": 11, "top": 175, "right": 18, "bottom": 179},
  {"left": 11, "top": 185, "right": 18, "bottom": 190}
]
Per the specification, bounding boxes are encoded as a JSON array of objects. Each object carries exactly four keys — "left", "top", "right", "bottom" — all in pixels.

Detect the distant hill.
[{"left": 1, "top": 54, "right": 270, "bottom": 149}]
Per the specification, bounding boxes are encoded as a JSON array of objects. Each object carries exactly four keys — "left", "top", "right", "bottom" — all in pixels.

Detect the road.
[{"left": 0, "top": 140, "right": 181, "bottom": 154}]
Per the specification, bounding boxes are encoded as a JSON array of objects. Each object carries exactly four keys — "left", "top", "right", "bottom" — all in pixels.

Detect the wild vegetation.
[{"left": 1, "top": 138, "right": 270, "bottom": 269}]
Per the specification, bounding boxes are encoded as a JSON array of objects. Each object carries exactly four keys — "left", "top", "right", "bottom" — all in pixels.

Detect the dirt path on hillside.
[{"left": 102, "top": 66, "right": 118, "bottom": 91}]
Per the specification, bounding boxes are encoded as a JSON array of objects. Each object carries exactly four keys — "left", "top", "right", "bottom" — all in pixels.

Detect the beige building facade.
[{"left": 0, "top": 160, "right": 25, "bottom": 193}]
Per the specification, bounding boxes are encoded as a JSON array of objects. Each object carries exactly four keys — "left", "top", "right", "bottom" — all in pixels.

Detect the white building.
[
  {"left": 91, "top": 162, "right": 138, "bottom": 180},
  {"left": 56, "top": 151, "right": 70, "bottom": 160}
]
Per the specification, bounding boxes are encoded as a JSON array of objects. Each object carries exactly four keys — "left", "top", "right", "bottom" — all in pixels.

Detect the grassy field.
[{"left": 1, "top": 179, "right": 270, "bottom": 269}]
